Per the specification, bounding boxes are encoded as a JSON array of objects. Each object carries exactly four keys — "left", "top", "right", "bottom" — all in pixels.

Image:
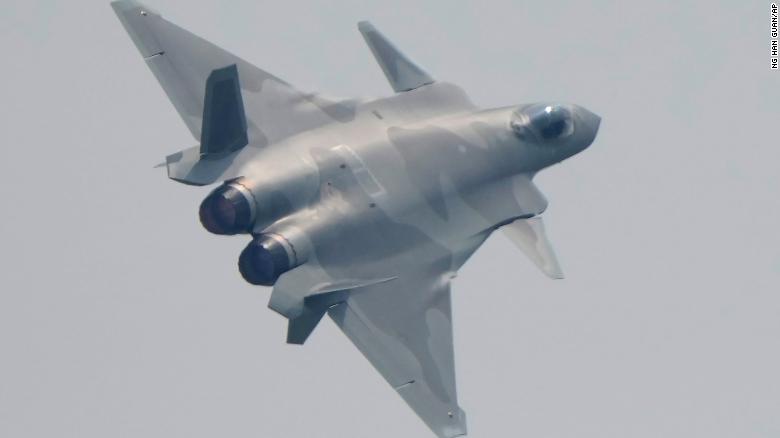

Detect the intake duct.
[{"left": 199, "top": 181, "right": 256, "bottom": 235}]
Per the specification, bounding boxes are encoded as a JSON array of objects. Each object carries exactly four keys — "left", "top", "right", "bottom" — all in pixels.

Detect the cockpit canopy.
[{"left": 510, "top": 104, "right": 575, "bottom": 142}]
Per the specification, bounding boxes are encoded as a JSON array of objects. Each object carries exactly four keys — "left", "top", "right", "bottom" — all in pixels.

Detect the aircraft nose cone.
[{"left": 574, "top": 105, "right": 601, "bottom": 147}]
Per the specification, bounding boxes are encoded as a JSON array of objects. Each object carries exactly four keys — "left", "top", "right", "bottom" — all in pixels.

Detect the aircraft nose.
[{"left": 574, "top": 105, "right": 601, "bottom": 147}]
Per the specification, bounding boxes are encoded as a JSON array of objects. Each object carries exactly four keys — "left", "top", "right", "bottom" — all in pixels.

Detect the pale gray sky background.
[{"left": 1, "top": 1, "right": 778, "bottom": 437}]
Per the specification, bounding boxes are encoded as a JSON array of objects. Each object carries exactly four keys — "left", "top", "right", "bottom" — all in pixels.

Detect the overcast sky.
[{"left": 1, "top": 1, "right": 778, "bottom": 437}]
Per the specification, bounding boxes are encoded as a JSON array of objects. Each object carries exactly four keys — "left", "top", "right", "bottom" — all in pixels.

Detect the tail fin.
[
  {"left": 358, "top": 21, "right": 435, "bottom": 92},
  {"left": 111, "top": 0, "right": 349, "bottom": 147},
  {"left": 200, "top": 64, "right": 248, "bottom": 157},
  {"left": 111, "top": 0, "right": 259, "bottom": 141}
]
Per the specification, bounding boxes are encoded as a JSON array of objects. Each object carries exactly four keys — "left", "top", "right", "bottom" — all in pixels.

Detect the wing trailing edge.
[
  {"left": 112, "top": 0, "right": 358, "bottom": 157},
  {"left": 327, "top": 275, "right": 467, "bottom": 438}
]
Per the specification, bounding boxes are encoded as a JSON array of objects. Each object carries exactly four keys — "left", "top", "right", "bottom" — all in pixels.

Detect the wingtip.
[
  {"left": 547, "top": 269, "right": 565, "bottom": 280},
  {"left": 540, "top": 254, "right": 565, "bottom": 280},
  {"left": 440, "top": 406, "right": 468, "bottom": 438},
  {"left": 110, "top": 0, "right": 138, "bottom": 11},
  {"left": 357, "top": 20, "right": 374, "bottom": 32},
  {"left": 357, "top": 19, "right": 434, "bottom": 92},
  {"left": 110, "top": 0, "right": 158, "bottom": 16}
]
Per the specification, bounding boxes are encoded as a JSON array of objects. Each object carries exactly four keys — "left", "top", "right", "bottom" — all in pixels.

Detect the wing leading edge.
[{"left": 111, "top": 0, "right": 357, "bottom": 147}]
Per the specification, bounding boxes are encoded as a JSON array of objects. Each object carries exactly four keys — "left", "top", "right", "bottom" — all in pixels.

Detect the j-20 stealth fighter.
[{"left": 112, "top": 1, "right": 600, "bottom": 437}]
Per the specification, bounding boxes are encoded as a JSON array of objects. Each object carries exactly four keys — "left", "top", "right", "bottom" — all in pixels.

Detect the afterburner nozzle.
[
  {"left": 199, "top": 182, "right": 256, "bottom": 235},
  {"left": 238, "top": 234, "right": 296, "bottom": 286}
]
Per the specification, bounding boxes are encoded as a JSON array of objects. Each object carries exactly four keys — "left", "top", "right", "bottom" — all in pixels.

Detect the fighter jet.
[{"left": 112, "top": 2, "right": 600, "bottom": 437}]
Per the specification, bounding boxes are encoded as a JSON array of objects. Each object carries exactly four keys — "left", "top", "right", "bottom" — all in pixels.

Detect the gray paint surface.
[
  {"left": 0, "top": 1, "right": 778, "bottom": 438},
  {"left": 111, "top": 3, "right": 601, "bottom": 436}
]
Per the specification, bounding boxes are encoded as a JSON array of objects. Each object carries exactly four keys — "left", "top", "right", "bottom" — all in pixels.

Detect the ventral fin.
[
  {"left": 287, "top": 306, "right": 328, "bottom": 345},
  {"left": 269, "top": 264, "right": 398, "bottom": 345}
]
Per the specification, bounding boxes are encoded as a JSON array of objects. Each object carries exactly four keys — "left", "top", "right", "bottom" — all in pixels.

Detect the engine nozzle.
[
  {"left": 238, "top": 234, "right": 297, "bottom": 286},
  {"left": 199, "top": 182, "right": 256, "bottom": 235}
]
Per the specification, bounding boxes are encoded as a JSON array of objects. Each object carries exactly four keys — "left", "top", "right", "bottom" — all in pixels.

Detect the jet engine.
[
  {"left": 238, "top": 233, "right": 307, "bottom": 286},
  {"left": 199, "top": 163, "right": 317, "bottom": 236},
  {"left": 199, "top": 181, "right": 256, "bottom": 235}
]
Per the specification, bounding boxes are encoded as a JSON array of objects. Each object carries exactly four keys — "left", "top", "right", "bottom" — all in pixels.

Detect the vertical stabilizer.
[{"left": 200, "top": 64, "right": 248, "bottom": 157}]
